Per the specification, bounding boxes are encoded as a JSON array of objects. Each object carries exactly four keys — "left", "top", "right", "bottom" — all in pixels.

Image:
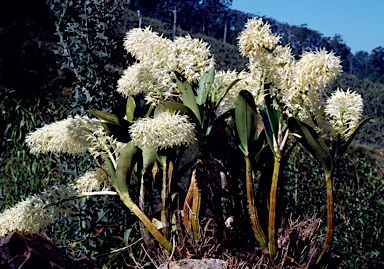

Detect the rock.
[
  {"left": 0, "top": 231, "right": 73, "bottom": 269},
  {"left": 161, "top": 258, "right": 227, "bottom": 269}
]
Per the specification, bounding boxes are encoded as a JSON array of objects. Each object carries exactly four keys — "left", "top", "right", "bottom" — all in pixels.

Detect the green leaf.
[
  {"left": 214, "top": 78, "right": 241, "bottom": 108},
  {"left": 156, "top": 102, "right": 191, "bottom": 115},
  {"left": 141, "top": 146, "right": 158, "bottom": 170},
  {"left": 157, "top": 155, "right": 167, "bottom": 168},
  {"left": 88, "top": 110, "right": 122, "bottom": 126},
  {"left": 263, "top": 92, "right": 280, "bottom": 139},
  {"left": 337, "top": 117, "right": 371, "bottom": 159},
  {"left": 115, "top": 141, "right": 138, "bottom": 197},
  {"left": 251, "top": 128, "right": 271, "bottom": 165},
  {"left": 126, "top": 96, "right": 136, "bottom": 123},
  {"left": 88, "top": 110, "right": 130, "bottom": 142},
  {"left": 156, "top": 102, "right": 201, "bottom": 128},
  {"left": 175, "top": 77, "right": 201, "bottom": 124},
  {"left": 235, "top": 90, "right": 258, "bottom": 154},
  {"left": 262, "top": 92, "right": 281, "bottom": 154},
  {"left": 196, "top": 67, "right": 215, "bottom": 105},
  {"left": 288, "top": 117, "right": 333, "bottom": 176}
]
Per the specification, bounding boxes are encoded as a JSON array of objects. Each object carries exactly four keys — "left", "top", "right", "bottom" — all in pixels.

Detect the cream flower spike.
[
  {"left": 74, "top": 167, "right": 111, "bottom": 192},
  {"left": 129, "top": 111, "right": 196, "bottom": 149},
  {"left": 25, "top": 116, "right": 103, "bottom": 155},
  {"left": 123, "top": 27, "right": 174, "bottom": 66},
  {"left": 295, "top": 48, "right": 342, "bottom": 89},
  {"left": 173, "top": 35, "right": 215, "bottom": 82},
  {"left": 325, "top": 88, "right": 364, "bottom": 138},
  {"left": 0, "top": 184, "right": 76, "bottom": 236},
  {"left": 238, "top": 17, "right": 280, "bottom": 58}
]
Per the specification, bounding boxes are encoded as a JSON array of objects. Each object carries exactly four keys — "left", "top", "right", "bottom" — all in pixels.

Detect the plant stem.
[
  {"left": 183, "top": 170, "right": 201, "bottom": 241},
  {"left": 191, "top": 172, "right": 201, "bottom": 242},
  {"left": 316, "top": 173, "right": 334, "bottom": 264},
  {"left": 121, "top": 196, "right": 173, "bottom": 252},
  {"left": 268, "top": 157, "right": 281, "bottom": 258},
  {"left": 183, "top": 176, "right": 194, "bottom": 234},
  {"left": 245, "top": 156, "right": 267, "bottom": 247},
  {"left": 161, "top": 161, "right": 170, "bottom": 239},
  {"left": 139, "top": 172, "right": 153, "bottom": 247}
]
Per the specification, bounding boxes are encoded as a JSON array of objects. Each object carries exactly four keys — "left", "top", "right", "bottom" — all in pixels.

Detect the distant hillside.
[{"left": 126, "top": 1, "right": 384, "bottom": 83}]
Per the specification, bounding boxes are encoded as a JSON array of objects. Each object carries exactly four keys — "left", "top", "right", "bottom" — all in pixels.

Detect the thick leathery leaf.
[
  {"left": 141, "top": 146, "right": 158, "bottom": 170},
  {"left": 126, "top": 96, "right": 136, "bottom": 123},
  {"left": 88, "top": 110, "right": 122, "bottom": 126},
  {"left": 156, "top": 102, "right": 192, "bottom": 116},
  {"left": 115, "top": 141, "right": 138, "bottom": 197},
  {"left": 214, "top": 78, "right": 240, "bottom": 108},
  {"left": 288, "top": 117, "right": 333, "bottom": 176},
  {"left": 337, "top": 117, "right": 371, "bottom": 159},
  {"left": 196, "top": 67, "right": 215, "bottom": 105},
  {"left": 235, "top": 90, "right": 258, "bottom": 154},
  {"left": 175, "top": 78, "right": 201, "bottom": 124},
  {"left": 263, "top": 93, "right": 279, "bottom": 139}
]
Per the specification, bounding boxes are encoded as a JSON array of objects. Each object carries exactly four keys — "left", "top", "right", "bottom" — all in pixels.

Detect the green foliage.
[
  {"left": 288, "top": 118, "right": 333, "bottom": 176},
  {"left": 0, "top": 89, "right": 143, "bottom": 266},
  {"left": 284, "top": 145, "right": 384, "bottom": 268},
  {"left": 0, "top": 89, "right": 75, "bottom": 211},
  {"left": 50, "top": 195, "right": 143, "bottom": 268},
  {"left": 49, "top": 0, "right": 128, "bottom": 114}
]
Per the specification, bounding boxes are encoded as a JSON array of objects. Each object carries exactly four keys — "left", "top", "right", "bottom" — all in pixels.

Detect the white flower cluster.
[
  {"left": 25, "top": 116, "right": 103, "bottom": 155},
  {"left": 173, "top": 35, "right": 214, "bottom": 82},
  {"left": 25, "top": 115, "right": 124, "bottom": 161},
  {"left": 238, "top": 18, "right": 280, "bottom": 57},
  {"left": 0, "top": 167, "right": 112, "bottom": 237},
  {"left": 284, "top": 49, "right": 343, "bottom": 127},
  {"left": 238, "top": 18, "right": 348, "bottom": 132},
  {"left": 129, "top": 111, "right": 196, "bottom": 149},
  {"left": 212, "top": 70, "right": 264, "bottom": 115},
  {"left": 117, "top": 27, "right": 214, "bottom": 105},
  {"left": 325, "top": 88, "right": 364, "bottom": 138},
  {"left": 0, "top": 184, "right": 76, "bottom": 236},
  {"left": 238, "top": 18, "right": 294, "bottom": 103},
  {"left": 73, "top": 167, "right": 111, "bottom": 192}
]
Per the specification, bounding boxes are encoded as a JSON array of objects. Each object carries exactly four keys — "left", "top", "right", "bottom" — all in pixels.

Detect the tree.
[
  {"left": 368, "top": 46, "right": 384, "bottom": 83},
  {"left": 351, "top": 50, "right": 369, "bottom": 78}
]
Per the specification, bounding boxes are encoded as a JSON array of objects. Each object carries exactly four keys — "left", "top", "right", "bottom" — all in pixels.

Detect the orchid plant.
[{"left": 237, "top": 18, "right": 368, "bottom": 262}]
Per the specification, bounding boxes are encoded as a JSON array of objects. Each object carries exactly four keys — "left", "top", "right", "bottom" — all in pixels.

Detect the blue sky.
[{"left": 231, "top": 0, "right": 384, "bottom": 54}]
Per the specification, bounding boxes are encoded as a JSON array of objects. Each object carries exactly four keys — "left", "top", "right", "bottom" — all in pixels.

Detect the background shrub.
[{"left": 284, "top": 145, "right": 384, "bottom": 268}]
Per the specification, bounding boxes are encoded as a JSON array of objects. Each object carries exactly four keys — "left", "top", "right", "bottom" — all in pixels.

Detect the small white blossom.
[
  {"left": 173, "top": 35, "right": 215, "bottom": 82},
  {"left": 212, "top": 70, "right": 264, "bottom": 115},
  {"left": 295, "top": 49, "right": 342, "bottom": 88},
  {"left": 238, "top": 17, "right": 295, "bottom": 110},
  {"left": 117, "top": 64, "right": 157, "bottom": 97},
  {"left": 238, "top": 18, "right": 280, "bottom": 58},
  {"left": 123, "top": 27, "right": 175, "bottom": 68},
  {"left": 74, "top": 167, "right": 111, "bottom": 192},
  {"left": 281, "top": 49, "right": 342, "bottom": 127},
  {"left": 129, "top": 111, "right": 196, "bottom": 149},
  {"left": 325, "top": 89, "right": 364, "bottom": 138}
]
